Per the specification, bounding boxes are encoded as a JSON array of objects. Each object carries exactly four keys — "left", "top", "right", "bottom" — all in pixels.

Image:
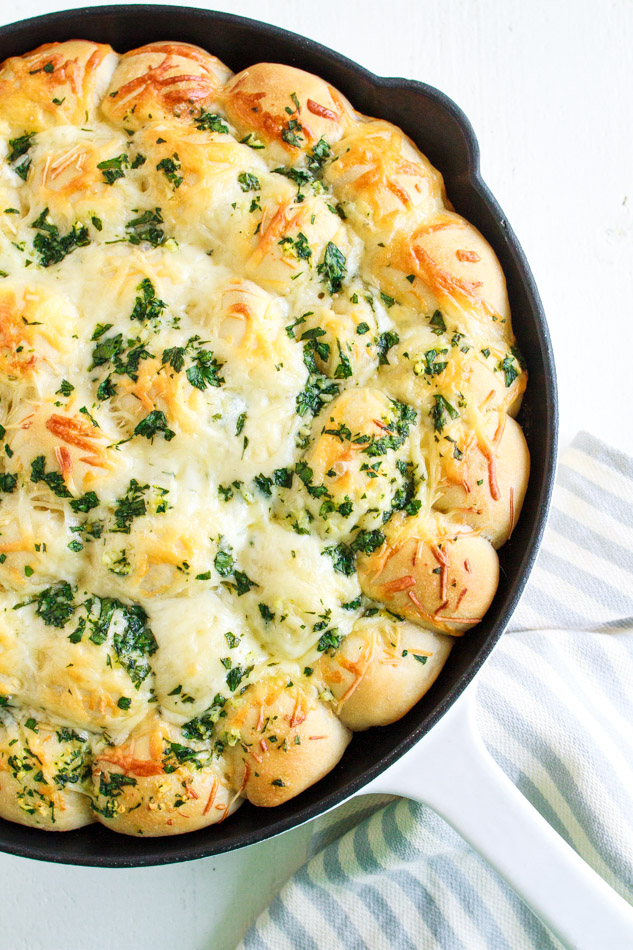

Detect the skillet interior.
[{"left": 0, "top": 4, "right": 557, "bottom": 866}]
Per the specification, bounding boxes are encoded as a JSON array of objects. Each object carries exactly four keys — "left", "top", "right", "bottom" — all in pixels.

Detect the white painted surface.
[{"left": 0, "top": 1, "right": 631, "bottom": 947}]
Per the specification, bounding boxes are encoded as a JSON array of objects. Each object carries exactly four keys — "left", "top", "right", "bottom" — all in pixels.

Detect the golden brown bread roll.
[
  {"left": 0, "top": 40, "right": 117, "bottom": 132},
  {"left": 433, "top": 413, "right": 530, "bottom": 547},
  {"left": 223, "top": 63, "right": 353, "bottom": 163},
  {"left": 91, "top": 716, "right": 239, "bottom": 836},
  {"left": 101, "top": 42, "right": 231, "bottom": 129},
  {"left": 317, "top": 616, "right": 453, "bottom": 730},
  {"left": 357, "top": 518, "right": 499, "bottom": 635},
  {"left": 0, "top": 716, "right": 93, "bottom": 831},
  {"left": 221, "top": 676, "right": 351, "bottom": 806}
]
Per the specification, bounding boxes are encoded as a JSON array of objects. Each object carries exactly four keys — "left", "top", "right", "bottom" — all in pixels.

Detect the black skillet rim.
[{"left": 0, "top": 5, "right": 558, "bottom": 867}]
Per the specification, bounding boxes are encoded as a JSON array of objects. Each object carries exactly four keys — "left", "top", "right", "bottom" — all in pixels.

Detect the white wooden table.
[{"left": 0, "top": 1, "right": 631, "bottom": 947}]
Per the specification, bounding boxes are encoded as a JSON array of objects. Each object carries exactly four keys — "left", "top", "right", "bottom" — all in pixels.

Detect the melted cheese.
[{"left": 0, "top": 41, "right": 528, "bottom": 830}]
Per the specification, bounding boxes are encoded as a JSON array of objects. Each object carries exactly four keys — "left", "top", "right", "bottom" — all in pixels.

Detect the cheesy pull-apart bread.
[{"left": 0, "top": 42, "right": 529, "bottom": 835}]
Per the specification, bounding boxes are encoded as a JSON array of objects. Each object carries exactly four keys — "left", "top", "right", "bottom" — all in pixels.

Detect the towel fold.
[{"left": 239, "top": 432, "right": 633, "bottom": 950}]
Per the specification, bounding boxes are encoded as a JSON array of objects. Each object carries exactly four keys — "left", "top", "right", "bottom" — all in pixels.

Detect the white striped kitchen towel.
[{"left": 238, "top": 431, "right": 633, "bottom": 950}]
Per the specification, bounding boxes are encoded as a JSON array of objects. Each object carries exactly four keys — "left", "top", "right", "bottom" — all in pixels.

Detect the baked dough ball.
[
  {"left": 0, "top": 716, "right": 93, "bottom": 830},
  {"left": 0, "top": 496, "right": 85, "bottom": 593},
  {"left": 0, "top": 589, "right": 156, "bottom": 734},
  {"left": 433, "top": 413, "right": 530, "bottom": 547},
  {"left": 7, "top": 401, "right": 124, "bottom": 499},
  {"left": 221, "top": 675, "right": 351, "bottom": 806},
  {"left": 91, "top": 716, "right": 239, "bottom": 836},
  {"left": 357, "top": 518, "right": 499, "bottom": 635},
  {"left": 223, "top": 63, "right": 353, "bottom": 163},
  {"left": 377, "top": 325, "right": 525, "bottom": 420},
  {"left": 236, "top": 522, "right": 360, "bottom": 660},
  {"left": 371, "top": 212, "right": 512, "bottom": 341},
  {"left": 295, "top": 300, "right": 379, "bottom": 384},
  {"left": 0, "top": 41, "right": 117, "bottom": 132},
  {"left": 0, "top": 282, "right": 81, "bottom": 385},
  {"left": 242, "top": 192, "right": 358, "bottom": 296},
  {"left": 317, "top": 616, "right": 452, "bottom": 730},
  {"left": 101, "top": 42, "right": 232, "bottom": 130},
  {"left": 324, "top": 119, "right": 447, "bottom": 239},
  {"left": 24, "top": 128, "right": 138, "bottom": 236},
  {"left": 286, "top": 387, "right": 415, "bottom": 537},
  {"left": 141, "top": 591, "right": 265, "bottom": 720}
]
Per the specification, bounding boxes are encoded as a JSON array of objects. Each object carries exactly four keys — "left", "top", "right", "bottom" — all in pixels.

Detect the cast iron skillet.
[{"left": 0, "top": 5, "right": 557, "bottom": 867}]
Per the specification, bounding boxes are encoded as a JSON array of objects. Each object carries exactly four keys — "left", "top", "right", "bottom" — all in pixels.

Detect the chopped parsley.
[
  {"left": 306, "top": 137, "right": 331, "bottom": 176},
  {"left": 93, "top": 772, "right": 137, "bottom": 818},
  {"left": 214, "top": 549, "right": 234, "bottom": 577},
  {"left": 90, "top": 597, "right": 157, "bottom": 688},
  {"left": 182, "top": 695, "right": 226, "bottom": 740},
  {"left": 323, "top": 529, "right": 385, "bottom": 576},
  {"left": 322, "top": 542, "right": 355, "bottom": 576},
  {"left": 317, "top": 242, "right": 346, "bottom": 294},
  {"left": 133, "top": 410, "right": 175, "bottom": 442},
  {"left": 56, "top": 379, "right": 74, "bottom": 396},
  {"left": 31, "top": 208, "right": 90, "bottom": 267},
  {"left": 162, "top": 346, "right": 186, "bottom": 372},
  {"left": 70, "top": 491, "right": 100, "bottom": 514},
  {"left": 125, "top": 208, "right": 166, "bottom": 246},
  {"left": 35, "top": 582, "right": 76, "bottom": 627},
  {"left": 499, "top": 353, "right": 519, "bottom": 387},
  {"left": 430, "top": 394, "right": 459, "bottom": 432},
  {"left": 156, "top": 153, "right": 183, "bottom": 189},
  {"left": 317, "top": 630, "right": 341, "bottom": 652},
  {"left": 279, "top": 231, "right": 312, "bottom": 262},
  {"left": 274, "top": 467, "right": 294, "bottom": 489},
  {"left": 429, "top": 310, "right": 447, "bottom": 335},
  {"left": 195, "top": 112, "right": 229, "bottom": 134},
  {"left": 258, "top": 603, "right": 275, "bottom": 622},
  {"left": 254, "top": 473, "right": 273, "bottom": 496},
  {"left": 334, "top": 340, "right": 353, "bottom": 379},
  {"left": 186, "top": 348, "right": 224, "bottom": 390},
  {"left": 0, "top": 473, "right": 17, "bottom": 493},
  {"left": 112, "top": 479, "right": 148, "bottom": 533},
  {"left": 96, "top": 153, "right": 129, "bottom": 184},
  {"left": 234, "top": 571, "right": 257, "bottom": 596},
  {"left": 30, "top": 455, "right": 71, "bottom": 498},
  {"left": 7, "top": 132, "right": 35, "bottom": 180},
  {"left": 376, "top": 330, "right": 399, "bottom": 365},
  {"left": 91, "top": 323, "right": 113, "bottom": 341},
  {"left": 226, "top": 665, "right": 252, "bottom": 692},
  {"left": 419, "top": 348, "right": 448, "bottom": 377},
  {"left": 235, "top": 412, "right": 247, "bottom": 436},
  {"left": 89, "top": 333, "right": 153, "bottom": 382},
  {"left": 281, "top": 117, "right": 304, "bottom": 148},
  {"left": 129, "top": 278, "right": 166, "bottom": 324},
  {"left": 96, "top": 375, "right": 117, "bottom": 401},
  {"left": 238, "top": 172, "right": 260, "bottom": 192}
]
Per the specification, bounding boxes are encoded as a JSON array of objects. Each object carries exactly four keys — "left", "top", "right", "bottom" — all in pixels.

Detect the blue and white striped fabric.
[{"left": 239, "top": 432, "right": 633, "bottom": 950}]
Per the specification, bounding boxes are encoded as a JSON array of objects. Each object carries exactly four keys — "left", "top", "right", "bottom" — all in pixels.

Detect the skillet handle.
[{"left": 363, "top": 683, "right": 633, "bottom": 950}]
